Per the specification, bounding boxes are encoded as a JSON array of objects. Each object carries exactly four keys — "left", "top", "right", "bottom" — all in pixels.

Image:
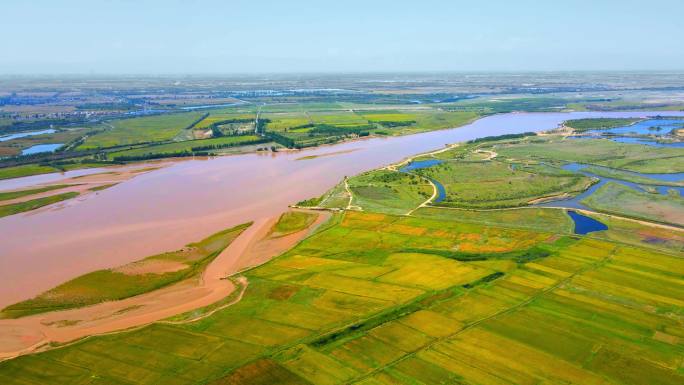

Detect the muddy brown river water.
[{"left": 1, "top": 111, "right": 682, "bottom": 308}]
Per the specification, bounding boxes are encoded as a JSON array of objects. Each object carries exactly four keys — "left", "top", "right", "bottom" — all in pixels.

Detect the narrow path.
[
  {"left": 344, "top": 177, "right": 362, "bottom": 211},
  {"left": 475, "top": 149, "right": 498, "bottom": 160},
  {"left": 405, "top": 175, "right": 437, "bottom": 216}
]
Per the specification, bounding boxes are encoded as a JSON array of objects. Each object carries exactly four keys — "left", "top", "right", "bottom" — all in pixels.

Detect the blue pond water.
[
  {"left": 567, "top": 210, "right": 608, "bottom": 235},
  {"left": 586, "top": 118, "right": 684, "bottom": 136},
  {"left": 535, "top": 163, "right": 684, "bottom": 210},
  {"left": 609, "top": 136, "right": 684, "bottom": 148},
  {"left": 21, "top": 143, "right": 63, "bottom": 155},
  {"left": 577, "top": 118, "right": 684, "bottom": 148},
  {"left": 399, "top": 159, "right": 446, "bottom": 203},
  {"left": 0, "top": 129, "right": 56, "bottom": 142},
  {"left": 399, "top": 159, "right": 443, "bottom": 172}
]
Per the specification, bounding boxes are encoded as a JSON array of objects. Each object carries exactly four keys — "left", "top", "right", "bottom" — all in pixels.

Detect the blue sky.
[{"left": 2, "top": 0, "right": 683, "bottom": 74}]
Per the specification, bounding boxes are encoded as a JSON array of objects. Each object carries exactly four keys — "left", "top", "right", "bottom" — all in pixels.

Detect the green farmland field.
[
  {"left": 107, "top": 135, "right": 264, "bottom": 159},
  {"left": 2, "top": 211, "right": 683, "bottom": 385},
  {"left": 78, "top": 112, "right": 205, "bottom": 149},
  {"left": 564, "top": 117, "right": 642, "bottom": 132}
]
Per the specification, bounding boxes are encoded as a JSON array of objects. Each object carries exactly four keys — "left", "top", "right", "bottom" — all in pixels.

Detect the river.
[{"left": 0, "top": 110, "right": 682, "bottom": 307}]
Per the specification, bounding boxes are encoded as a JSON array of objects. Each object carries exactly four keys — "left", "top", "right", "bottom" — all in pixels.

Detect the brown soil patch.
[
  {"left": 268, "top": 285, "right": 300, "bottom": 301},
  {"left": 458, "top": 233, "right": 482, "bottom": 242},
  {"left": 458, "top": 243, "right": 509, "bottom": 253},
  {"left": 212, "top": 359, "right": 304, "bottom": 385},
  {"left": 384, "top": 224, "right": 427, "bottom": 236},
  {"left": 653, "top": 331, "right": 680, "bottom": 345}
]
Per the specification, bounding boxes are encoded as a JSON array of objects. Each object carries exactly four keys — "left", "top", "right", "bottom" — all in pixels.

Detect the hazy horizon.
[{"left": 2, "top": 0, "right": 683, "bottom": 75}]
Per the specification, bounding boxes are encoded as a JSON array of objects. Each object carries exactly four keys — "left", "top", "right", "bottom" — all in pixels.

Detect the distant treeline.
[
  {"left": 188, "top": 112, "right": 210, "bottom": 130},
  {"left": 467, "top": 132, "right": 536, "bottom": 144},
  {"left": 375, "top": 120, "right": 416, "bottom": 128},
  {"left": 265, "top": 131, "right": 296, "bottom": 148},
  {"left": 266, "top": 126, "right": 370, "bottom": 149},
  {"left": 190, "top": 138, "right": 268, "bottom": 151},
  {"left": 309, "top": 124, "right": 373, "bottom": 137}
]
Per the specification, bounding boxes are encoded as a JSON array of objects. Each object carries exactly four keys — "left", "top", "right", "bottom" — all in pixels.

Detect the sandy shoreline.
[{"left": 0, "top": 209, "right": 330, "bottom": 360}]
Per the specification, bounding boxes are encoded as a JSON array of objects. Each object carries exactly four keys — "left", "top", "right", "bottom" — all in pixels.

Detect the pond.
[
  {"left": 585, "top": 118, "right": 684, "bottom": 136},
  {"left": 567, "top": 210, "right": 608, "bottom": 235},
  {"left": 0, "top": 129, "right": 56, "bottom": 142},
  {"left": 536, "top": 162, "right": 684, "bottom": 211},
  {"left": 21, "top": 143, "right": 63, "bottom": 155},
  {"left": 609, "top": 136, "right": 684, "bottom": 148},
  {"left": 576, "top": 117, "right": 684, "bottom": 148}
]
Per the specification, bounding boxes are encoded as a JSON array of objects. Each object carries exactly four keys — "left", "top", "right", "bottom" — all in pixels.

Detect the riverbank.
[{"left": 0, "top": 209, "right": 330, "bottom": 360}]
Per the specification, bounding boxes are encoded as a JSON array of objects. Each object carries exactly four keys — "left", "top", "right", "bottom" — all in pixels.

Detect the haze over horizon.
[{"left": 2, "top": 0, "right": 683, "bottom": 75}]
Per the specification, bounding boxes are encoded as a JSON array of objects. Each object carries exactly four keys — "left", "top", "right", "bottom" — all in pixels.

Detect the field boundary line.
[{"left": 344, "top": 247, "right": 617, "bottom": 384}]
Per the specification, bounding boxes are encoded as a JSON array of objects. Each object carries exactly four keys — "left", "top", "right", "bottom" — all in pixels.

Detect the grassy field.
[
  {"left": 0, "top": 191, "right": 78, "bottom": 219},
  {"left": 263, "top": 107, "right": 480, "bottom": 148},
  {"left": 270, "top": 211, "right": 318, "bottom": 237},
  {"left": 1, "top": 223, "right": 251, "bottom": 318},
  {"left": 496, "top": 136, "right": 684, "bottom": 173},
  {"left": 582, "top": 165, "right": 684, "bottom": 186},
  {"left": 582, "top": 182, "right": 684, "bottom": 226},
  {"left": 413, "top": 206, "right": 574, "bottom": 233},
  {"left": 0, "top": 164, "right": 62, "bottom": 180},
  {"left": 564, "top": 118, "right": 642, "bottom": 132},
  {"left": 416, "top": 160, "right": 592, "bottom": 209},
  {"left": 107, "top": 135, "right": 264, "bottom": 160},
  {"left": 346, "top": 170, "right": 433, "bottom": 214},
  {"left": 78, "top": 112, "right": 205, "bottom": 149},
  {"left": 2, "top": 211, "right": 683, "bottom": 384}
]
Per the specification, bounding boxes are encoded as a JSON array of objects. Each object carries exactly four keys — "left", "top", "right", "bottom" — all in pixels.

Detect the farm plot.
[{"left": 78, "top": 112, "right": 205, "bottom": 149}]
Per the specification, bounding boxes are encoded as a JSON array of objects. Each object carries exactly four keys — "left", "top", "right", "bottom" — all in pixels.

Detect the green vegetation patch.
[
  {"left": 496, "top": 136, "right": 684, "bottom": 173},
  {"left": 415, "top": 160, "right": 592, "bottom": 209},
  {"left": 0, "top": 164, "right": 60, "bottom": 180},
  {"left": 271, "top": 211, "right": 318, "bottom": 237},
  {"left": 564, "top": 118, "right": 642, "bottom": 132},
  {"left": 346, "top": 169, "right": 433, "bottom": 214},
  {"left": 0, "top": 184, "right": 70, "bottom": 201},
  {"left": 0, "top": 191, "right": 78, "bottom": 219},
  {"left": 413, "top": 206, "right": 574, "bottom": 233},
  {"left": 582, "top": 165, "right": 683, "bottom": 186},
  {"left": 581, "top": 182, "right": 684, "bottom": 226},
  {"left": 79, "top": 112, "right": 205, "bottom": 149},
  {"left": 108, "top": 135, "right": 264, "bottom": 160}
]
